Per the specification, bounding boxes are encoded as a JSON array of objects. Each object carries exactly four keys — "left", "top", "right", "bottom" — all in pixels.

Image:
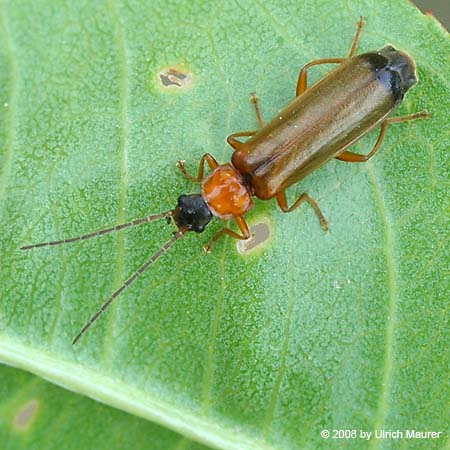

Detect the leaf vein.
[
  {"left": 102, "top": 0, "right": 131, "bottom": 361},
  {"left": 366, "top": 164, "right": 398, "bottom": 450},
  {"left": 0, "top": 7, "right": 18, "bottom": 201}
]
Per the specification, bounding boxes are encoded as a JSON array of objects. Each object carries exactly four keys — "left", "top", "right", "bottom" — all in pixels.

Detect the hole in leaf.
[
  {"left": 237, "top": 221, "right": 271, "bottom": 254},
  {"left": 158, "top": 67, "right": 192, "bottom": 89}
]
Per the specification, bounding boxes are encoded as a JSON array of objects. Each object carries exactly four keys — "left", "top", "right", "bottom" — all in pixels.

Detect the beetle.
[
  {"left": 21, "top": 18, "right": 428, "bottom": 344},
  {"left": 177, "top": 17, "right": 428, "bottom": 250}
]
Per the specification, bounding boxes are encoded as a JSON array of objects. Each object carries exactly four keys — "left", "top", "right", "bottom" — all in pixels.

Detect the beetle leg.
[
  {"left": 250, "top": 92, "right": 265, "bottom": 128},
  {"left": 276, "top": 191, "right": 328, "bottom": 230},
  {"left": 204, "top": 216, "right": 251, "bottom": 253},
  {"left": 296, "top": 18, "right": 365, "bottom": 96},
  {"left": 348, "top": 16, "right": 365, "bottom": 57},
  {"left": 227, "top": 131, "right": 258, "bottom": 151},
  {"left": 296, "top": 58, "right": 347, "bottom": 96},
  {"left": 336, "top": 112, "right": 430, "bottom": 163},
  {"left": 226, "top": 93, "right": 264, "bottom": 151},
  {"left": 177, "top": 153, "right": 219, "bottom": 182}
]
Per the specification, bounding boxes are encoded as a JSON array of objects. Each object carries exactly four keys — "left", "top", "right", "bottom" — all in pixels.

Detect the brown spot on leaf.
[
  {"left": 158, "top": 67, "right": 192, "bottom": 89},
  {"left": 14, "top": 399, "right": 39, "bottom": 430}
]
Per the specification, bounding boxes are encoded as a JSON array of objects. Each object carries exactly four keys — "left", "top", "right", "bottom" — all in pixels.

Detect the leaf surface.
[
  {"left": 0, "top": 1, "right": 448, "bottom": 449},
  {"left": 0, "top": 363, "right": 209, "bottom": 450}
]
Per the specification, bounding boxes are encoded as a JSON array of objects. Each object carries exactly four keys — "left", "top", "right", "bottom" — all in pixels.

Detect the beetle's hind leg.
[
  {"left": 335, "top": 112, "right": 430, "bottom": 163},
  {"left": 348, "top": 16, "right": 365, "bottom": 58},
  {"left": 296, "top": 17, "right": 365, "bottom": 96},
  {"left": 177, "top": 153, "right": 219, "bottom": 182},
  {"left": 276, "top": 191, "right": 329, "bottom": 230},
  {"left": 296, "top": 58, "right": 346, "bottom": 96}
]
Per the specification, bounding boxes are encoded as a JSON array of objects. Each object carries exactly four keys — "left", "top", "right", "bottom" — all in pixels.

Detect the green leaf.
[
  {"left": 0, "top": 363, "right": 210, "bottom": 450},
  {"left": 0, "top": 1, "right": 448, "bottom": 449}
]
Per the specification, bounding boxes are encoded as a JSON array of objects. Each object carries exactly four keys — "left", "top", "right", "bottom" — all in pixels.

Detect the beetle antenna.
[
  {"left": 20, "top": 210, "right": 174, "bottom": 250},
  {"left": 72, "top": 228, "right": 187, "bottom": 345}
]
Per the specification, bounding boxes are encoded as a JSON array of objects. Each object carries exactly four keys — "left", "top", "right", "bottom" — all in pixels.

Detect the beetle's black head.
[
  {"left": 172, "top": 194, "right": 213, "bottom": 233},
  {"left": 378, "top": 45, "right": 418, "bottom": 93}
]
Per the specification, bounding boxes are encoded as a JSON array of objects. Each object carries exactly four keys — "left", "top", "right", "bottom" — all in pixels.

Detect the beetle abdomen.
[{"left": 232, "top": 47, "right": 417, "bottom": 200}]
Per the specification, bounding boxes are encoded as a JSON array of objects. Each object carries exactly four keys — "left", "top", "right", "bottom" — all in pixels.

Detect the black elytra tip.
[
  {"left": 364, "top": 46, "right": 418, "bottom": 101},
  {"left": 173, "top": 194, "right": 213, "bottom": 233},
  {"left": 378, "top": 45, "right": 418, "bottom": 92},
  {"left": 370, "top": 46, "right": 418, "bottom": 100}
]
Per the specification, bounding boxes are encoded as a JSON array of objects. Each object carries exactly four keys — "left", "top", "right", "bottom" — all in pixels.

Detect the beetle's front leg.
[
  {"left": 177, "top": 153, "right": 219, "bottom": 183},
  {"left": 204, "top": 216, "right": 251, "bottom": 253}
]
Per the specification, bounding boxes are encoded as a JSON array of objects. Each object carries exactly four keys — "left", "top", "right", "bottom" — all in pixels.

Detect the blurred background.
[{"left": 413, "top": 0, "right": 449, "bottom": 29}]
